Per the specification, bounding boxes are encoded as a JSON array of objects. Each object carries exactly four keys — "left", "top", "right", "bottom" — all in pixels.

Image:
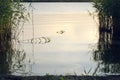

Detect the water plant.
[
  {"left": 0, "top": 0, "right": 28, "bottom": 74},
  {"left": 93, "top": 0, "right": 120, "bottom": 74}
]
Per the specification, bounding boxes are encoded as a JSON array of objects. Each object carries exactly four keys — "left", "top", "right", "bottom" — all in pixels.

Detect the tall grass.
[
  {"left": 0, "top": 0, "right": 27, "bottom": 74},
  {"left": 93, "top": 0, "right": 120, "bottom": 74}
]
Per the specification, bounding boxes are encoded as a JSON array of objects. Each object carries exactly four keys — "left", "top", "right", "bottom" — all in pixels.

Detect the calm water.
[{"left": 14, "top": 2, "right": 99, "bottom": 75}]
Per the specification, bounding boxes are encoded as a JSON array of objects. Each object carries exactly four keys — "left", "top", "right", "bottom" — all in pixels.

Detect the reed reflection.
[
  {"left": 0, "top": 31, "right": 26, "bottom": 74},
  {"left": 93, "top": 14, "right": 120, "bottom": 74},
  {"left": 0, "top": 26, "right": 13, "bottom": 74}
]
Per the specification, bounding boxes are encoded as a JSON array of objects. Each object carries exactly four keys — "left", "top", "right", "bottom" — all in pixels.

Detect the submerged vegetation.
[{"left": 93, "top": 0, "right": 120, "bottom": 74}]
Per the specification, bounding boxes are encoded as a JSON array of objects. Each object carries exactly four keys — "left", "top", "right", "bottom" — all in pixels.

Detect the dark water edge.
[
  {"left": 21, "top": 0, "right": 92, "bottom": 2},
  {"left": 0, "top": 75, "right": 120, "bottom": 80}
]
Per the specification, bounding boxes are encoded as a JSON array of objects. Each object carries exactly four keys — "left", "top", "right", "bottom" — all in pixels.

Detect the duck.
[{"left": 57, "top": 30, "right": 65, "bottom": 34}]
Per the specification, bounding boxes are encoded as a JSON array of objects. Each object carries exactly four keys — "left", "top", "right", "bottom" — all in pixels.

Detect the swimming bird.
[{"left": 57, "top": 30, "right": 65, "bottom": 34}]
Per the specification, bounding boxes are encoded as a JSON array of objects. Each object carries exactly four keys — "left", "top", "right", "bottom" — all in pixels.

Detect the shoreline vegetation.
[
  {"left": 0, "top": 75, "right": 120, "bottom": 80},
  {"left": 1, "top": 0, "right": 120, "bottom": 80},
  {"left": 20, "top": 0, "right": 92, "bottom": 2}
]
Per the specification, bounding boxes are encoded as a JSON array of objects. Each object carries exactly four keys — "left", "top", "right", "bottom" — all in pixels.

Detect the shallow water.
[{"left": 12, "top": 2, "right": 100, "bottom": 75}]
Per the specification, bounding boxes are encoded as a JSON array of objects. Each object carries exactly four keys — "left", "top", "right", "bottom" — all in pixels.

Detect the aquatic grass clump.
[
  {"left": 0, "top": 0, "right": 27, "bottom": 74},
  {"left": 92, "top": 0, "right": 113, "bottom": 62},
  {"left": 93, "top": 0, "right": 120, "bottom": 74}
]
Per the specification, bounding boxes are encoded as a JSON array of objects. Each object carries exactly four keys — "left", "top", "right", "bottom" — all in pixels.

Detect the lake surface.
[{"left": 13, "top": 2, "right": 99, "bottom": 76}]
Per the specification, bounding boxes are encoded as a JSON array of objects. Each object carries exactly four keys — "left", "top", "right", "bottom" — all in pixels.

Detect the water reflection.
[
  {"left": 0, "top": 30, "right": 13, "bottom": 74},
  {"left": 0, "top": 31, "right": 26, "bottom": 74},
  {"left": 0, "top": 3, "right": 98, "bottom": 75},
  {"left": 19, "top": 3, "right": 98, "bottom": 75},
  {"left": 93, "top": 15, "right": 120, "bottom": 74}
]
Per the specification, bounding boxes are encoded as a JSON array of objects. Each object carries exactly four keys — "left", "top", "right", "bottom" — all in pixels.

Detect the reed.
[
  {"left": 0, "top": 0, "right": 27, "bottom": 74},
  {"left": 93, "top": 0, "right": 120, "bottom": 74}
]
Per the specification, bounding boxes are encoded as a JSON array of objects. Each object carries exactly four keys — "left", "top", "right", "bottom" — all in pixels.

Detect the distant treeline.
[{"left": 21, "top": 0, "right": 91, "bottom": 2}]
